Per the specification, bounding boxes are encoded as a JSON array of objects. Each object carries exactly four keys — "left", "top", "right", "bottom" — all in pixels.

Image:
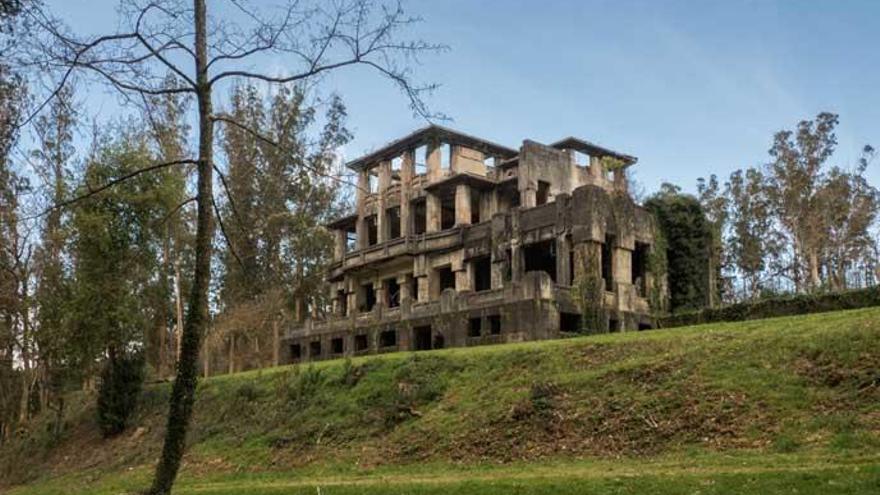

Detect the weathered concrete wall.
[{"left": 294, "top": 129, "right": 662, "bottom": 363}]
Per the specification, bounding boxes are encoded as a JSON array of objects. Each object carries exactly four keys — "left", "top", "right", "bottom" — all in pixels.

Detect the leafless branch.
[{"left": 25, "top": 158, "right": 197, "bottom": 220}]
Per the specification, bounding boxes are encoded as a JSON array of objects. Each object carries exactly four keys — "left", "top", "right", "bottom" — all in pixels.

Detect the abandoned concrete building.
[{"left": 283, "top": 125, "right": 664, "bottom": 362}]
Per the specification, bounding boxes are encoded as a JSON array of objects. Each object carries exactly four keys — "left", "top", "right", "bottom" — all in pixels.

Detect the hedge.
[{"left": 656, "top": 285, "right": 880, "bottom": 329}]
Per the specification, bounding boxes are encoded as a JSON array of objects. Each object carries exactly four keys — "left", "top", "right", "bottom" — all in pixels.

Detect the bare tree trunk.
[
  {"left": 202, "top": 341, "right": 209, "bottom": 379},
  {"left": 174, "top": 257, "right": 183, "bottom": 364},
  {"left": 809, "top": 248, "right": 821, "bottom": 291},
  {"left": 149, "top": 2, "right": 214, "bottom": 492},
  {"left": 227, "top": 335, "right": 235, "bottom": 375},
  {"left": 272, "top": 319, "right": 280, "bottom": 367}
]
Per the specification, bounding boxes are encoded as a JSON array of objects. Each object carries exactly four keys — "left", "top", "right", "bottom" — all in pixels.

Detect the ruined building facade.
[{"left": 283, "top": 126, "right": 665, "bottom": 362}]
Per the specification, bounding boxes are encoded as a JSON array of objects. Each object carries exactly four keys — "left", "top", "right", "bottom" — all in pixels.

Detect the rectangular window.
[
  {"left": 365, "top": 215, "right": 378, "bottom": 246},
  {"left": 385, "top": 277, "right": 400, "bottom": 308},
  {"left": 412, "top": 198, "right": 427, "bottom": 234},
  {"left": 468, "top": 318, "right": 482, "bottom": 337},
  {"left": 331, "top": 337, "right": 344, "bottom": 355},
  {"left": 379, "top": 329, "right": 397, "bottom": 348},
  {"left": 386, "top": 206, "right": 401, "bottom": 239},
  {"left": 346, "top": 230, "right": 357, "bottom": 252},
  {"left": 309, "top": 341, "right": 321, "bottom": 358},
  {"left": 437, "top": 266, "right": 455, "bottom": 292},
  {"left": 361, "top": 283, "right": 376, "bottom": 312},
  {"left": 472, "top": 256, "right": 491, "bottom": 292},
  {"left": 441, "top": 195, "right": 455, "bottom": 230},
  {"left": 414, "top": 326, "right": 432, "bottom": 350},
  {"left": 536, "top": 180, "right": 551, "bottom": 205},
  {"left": 354, "top": 334, "right": 369, "bottom": 352},
  {"left": 524, "top": 239, "right": 557, "bottom": 283},
  {"left": 488, "top": 315, "right": 501, "bottom": 335},
  {"left": 602, "top": 235, "right": 614, "bottom": 292},
  {"left": 632, "top": 242, "right": 649, "bottom": 297},
  {"left": 471, "top": 191, "right": 481, "bottom": 224},
  {"left": 290, "top": 344, "right": 302, "bottom": 361}
]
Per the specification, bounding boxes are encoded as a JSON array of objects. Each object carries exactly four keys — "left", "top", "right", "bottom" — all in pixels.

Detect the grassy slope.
[{"left": 3, "top": 307, "right": 880, "bottom": 494}]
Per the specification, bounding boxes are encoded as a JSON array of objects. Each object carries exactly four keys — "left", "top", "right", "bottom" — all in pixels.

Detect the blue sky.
[{"left": 47, "top": 0, "right": 880, "bottom": 194}]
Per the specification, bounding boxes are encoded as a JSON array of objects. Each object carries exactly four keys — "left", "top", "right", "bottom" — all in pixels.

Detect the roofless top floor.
[{"left": 328, "top": 126, "right": 638, "bottom": 259}]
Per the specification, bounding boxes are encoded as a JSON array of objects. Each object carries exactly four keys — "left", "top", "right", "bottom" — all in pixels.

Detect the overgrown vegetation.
[
  {"left": 2, "top": 307, "right": 879, "bottom": 493},
  {"left": 658, "top": 284, "right": 880, "bottom": 327},
  {"left": 96, "top": 352, "right": 145, "bottom": 437}
]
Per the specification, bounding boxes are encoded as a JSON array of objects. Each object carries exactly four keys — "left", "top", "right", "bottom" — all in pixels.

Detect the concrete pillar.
[
  {"left": 417, "top": 275, "right": 429, "bottom": 302},
  {"left": 356, "top": 170, "right": 369, "bottom": 249},
  {"left": 510, "top": 240, "right": 522, "bottom": 283},
  {"left": 480, "top": 189, "right": 498, "bottom": 220},
  {"left": 377, "top": 161, "right": 391, "bottom": 243},
  {"left": 589, "top": 156, "right": 604, "bottom": 181},
  {"left": 398, "top": 274, "right": 411, "bottom": 302},
  {"left": 521, "top": 186, "right": 536, "bottom": 209},
  {"left": 426, "top": 141, "right": 442, "bottom": 182},
  {"left": 375, "top": 279, "right": 386, "bottom": 310},
  {"left": 454, "top": 183, "right": 471, "bottom": 226},
  {"left": 557, "top": 235, "right": 571, "bottom": 286},
  {"left": 400, "top": 150, "right": 414, "bottom": 236},
  {"left": 345, "top": 278, "right": 357, "bottom": 317},
  {"left": 426, "top": 192, "right": 441, "bottom": 232},
  {"left": 491, "top": 259, "right": 505, "bottom": 289},
  {"left": 333, "top": 229, "right": 345, "bottom": 261},
  {"left": 614, "top": 247, "right": 632, "bottom": 285},
  {"left": 452, "top": 254, "right": 469, "bottom": 292},
  {"left": 573, "top": 241, "right": 602, "bottom": 282}
]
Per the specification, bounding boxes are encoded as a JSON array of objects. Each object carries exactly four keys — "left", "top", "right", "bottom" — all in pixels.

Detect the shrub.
[
  {"left": 657, "top": 286, "right": 880, "bottom": 328},
  {"left": 96, "top": 351, "right": 145, "bottom": 437}
]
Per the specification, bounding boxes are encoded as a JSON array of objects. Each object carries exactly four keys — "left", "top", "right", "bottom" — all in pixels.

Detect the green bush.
[
  {"left": 658, "top": 286, "right": 880, "bottom": 328},
  {"left": 96, "top": 351, "right": 145, "bottom": 437}
]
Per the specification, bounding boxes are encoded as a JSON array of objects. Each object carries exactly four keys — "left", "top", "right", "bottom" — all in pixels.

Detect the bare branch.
[
  {"left": 212, "top": 113, "right": 362, "bottom": 192},
  {"left": 25, "top": 158, "right": 197, "bottom": 220}
]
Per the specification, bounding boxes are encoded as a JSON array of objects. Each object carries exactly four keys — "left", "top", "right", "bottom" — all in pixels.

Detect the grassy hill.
[{"left": 2, "top": 307, "right": 880, "bottom": 494}]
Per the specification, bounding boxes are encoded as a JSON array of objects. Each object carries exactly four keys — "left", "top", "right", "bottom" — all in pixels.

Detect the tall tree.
[
  {"left": 696, "top": 174, "right": 728, "bottom": 306},
  {"left": 20, "top": 1, "right": 440, "bottom": 491},
  {"left": 32, "top": 84, "right": 75, "bottom": 427},
  {"left": 0, "top": 58, "right": 27, "bottom": 442},
  {"left": 726, "top": 167, "right": 779, "bottom": 299},
  {"left": 766, "top": 112, "right": 838, "bottom": 292}
]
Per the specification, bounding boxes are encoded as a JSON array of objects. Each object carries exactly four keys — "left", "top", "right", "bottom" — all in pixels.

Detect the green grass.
[{"left": 3, "top": 307, "right": 880, "bottom": 494}]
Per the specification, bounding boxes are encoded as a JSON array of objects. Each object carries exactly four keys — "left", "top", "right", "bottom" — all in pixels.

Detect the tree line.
[
  {"left": 646, "top": 112, "right": 878, "bottom": 312},
  {"left": 1, "top": 0, "right": 439, "bottom": 492}
]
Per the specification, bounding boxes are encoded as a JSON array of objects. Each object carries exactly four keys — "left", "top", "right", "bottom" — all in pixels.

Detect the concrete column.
[
  {"left": 452, "top": 254, "right": 469, "bottom": 292},
  {"left": 557, "top": 235, "right": 571, "bottom": 286},
  {"left": 333, "top": 229, "right": 345, "bottom": 261},
  {"left": 521, "top": 186, "right": 536, "bottom": 209},
  {"left": 346, "top": 279, "right": 357, "bottom": 317},
  {"left": 589, "top": 156, "right": 604, "bottom": 181},
  {"left": 375, "top": 279, "right": 386, "bottom": 310},
  {"left": 491, "top": 260, "right": 505, "bottom": 289},
  {"left": 400, "top": 150, "right": 414, "bottom": 236},
  {"left": 398, "top": 274, "right": 411, "bottom": 303},
  {"left": 510, "top": 241, "right": 522, "bottom": 283},
  {"left": 356, "top": 170, "right": 369, "bottom": 250},
  {"left": 426, "top": 141, "right": 442, "bottom": 182},
  {"left": 377, "top": 161, "right": 391, "bottom": 243},
  {"left": 454, "top": 183, "right": 472, "bottom": 226},
  {"left": 614, "top": 247, "right": 632, "bottom": 285},
  {"left": 426, "top": 192, "right": 441, "bottom": 232},
  {"left": 573, "top": 241, "right": 602, "bottom": 282},
  {"left": 417, "top": 275, "right": 429, "bottom": 302}
]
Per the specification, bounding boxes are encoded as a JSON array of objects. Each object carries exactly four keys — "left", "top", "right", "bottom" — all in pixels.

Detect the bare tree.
[{"left": 15, "top": 0, "right": 442, "bottom": 492}]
